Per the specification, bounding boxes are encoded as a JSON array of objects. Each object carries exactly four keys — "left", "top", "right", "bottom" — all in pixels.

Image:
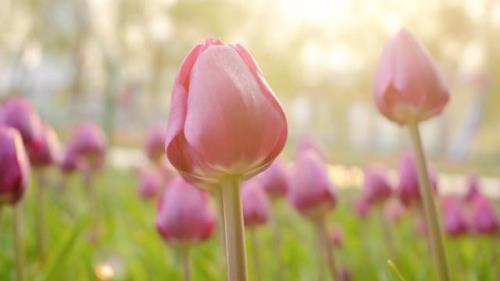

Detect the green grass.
[{"left": 0, "top": 169, "right": 497, "bottom": 280}]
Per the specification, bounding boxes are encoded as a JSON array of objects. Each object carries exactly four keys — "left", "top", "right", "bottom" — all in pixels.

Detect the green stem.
[
  {"left": 314, "top": 216, "right": 338, "bottom": 281},
  {"left": 249, "top": 228, "right": 262, "bottom": 281},
  {"left": 378, "top": 207, "right": 397, "bottom": 260},
  {"left": 13, "top": 204, "right": 25, "bottom": 281},
  {"left": 408, "top": 123, "right": 450, "bottom": 281},
  {"left": 271, "top": 205, "right": 285, "bottom": 281},
  {"left": 181, "top": 246, "right": 191, "bottom": 281},
  {"left": 36, "top": 169, "right": 47, "bottom": 264},
  {"left": 220, "top": 177, "right": 248, "bottom": 281}
]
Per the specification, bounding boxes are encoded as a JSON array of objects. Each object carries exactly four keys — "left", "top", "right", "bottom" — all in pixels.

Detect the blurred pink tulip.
[
  {"left": 289, "top": 150, "right": 336, "bottom": 219},
  {"left": 137, "top": 166, "right": 164, "bottom": 200},
  {"left": 329, "top": 226, "right": 343, "bottom": 248},
  {"left": 164, "top": 39, "right": 287, "bottom": 185},
  {"left": 469, "top": 195, "right": 499, "bottom": 235},
  {"left": 354, "top": 198, "right": 371, "bottom": 219},
  {"left": 362, "top": 166, "right": 392, "bottom": 205},
  {"left": 398, "top": 152, "right": 438, "bottom": 207},
  {"left": 441, "top": 196, "right": 468, "bottom": 237},
  {"left": 257, "top": 158, "right": 289, "bottom": 200},
  {"left": 464, "top": 176, "right": 480, "bottom": 203},
  {"left": 373, "top": 29, "right": 449, "bottom": 125},
  {"left": 0, "top": 97, "right": 43, "bottom": 150},
  {"left": 383, "top": 199, "right": 405, "bottom": 224},
  {"left": 242, "top": 179, "right": 271, "bottom": 227},
  {"left": 59, "top": 147, "right": 80, "bottom": 174},
  {"left": 68, "top": 122, "right": 107, "bottom": 170},
  {"left": 28, "top": 125, "right": 61, "bottom": 168},
  {"left": 0, "top": 126, "right": 30, "bottom": 205},
  {"left": 296, "top": 135, "right": 326, "bottom": 159},
  {"left": 156, "top": 177, "right": 215, "bottom": 244},
  {"left": 144, "top": 124, "right": 167, "bottom": 163}
]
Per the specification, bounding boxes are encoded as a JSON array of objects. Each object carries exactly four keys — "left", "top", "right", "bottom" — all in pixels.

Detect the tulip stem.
[
  {"left": 314, "top": 216, "right": 338, "bottom": 281},
  {"left": 221, "top": 177, "right": 248, "bottom": 281},
  {"left": 36, "top": 169, "right": 48, "bottom": 264},
  {"left": 378, "top": 208, "right": 396, "bottom": 259},
  {"left": 271, "top": 206, "right": 285, "bottom": 281},
  {"left": 249, "top": 228, "right": 262, "bottom": 281},
  {"left": 84, "top": 170, "right": 99, "bottom": 243},
  {"left": 180, "top": 246, "right": 191, "bottom": 281},
  {"left": 13, "top": 204, "right": 25, "bottom": 281},
  {"left": 408, "top": 123, "right": 450, "bottom": 281}
]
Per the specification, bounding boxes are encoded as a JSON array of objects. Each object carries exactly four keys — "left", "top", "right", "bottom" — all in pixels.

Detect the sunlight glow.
[
  {"left": 281, "top": 0, "right": 350, "bottom": 24},
  {"left": 95, "top": 263, "right": 115, "bottom": 281}
]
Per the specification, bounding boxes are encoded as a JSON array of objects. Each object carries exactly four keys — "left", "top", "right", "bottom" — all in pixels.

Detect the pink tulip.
[
  {"left": 329, "top": 226, "right": 343, "bottom": 248},
  {"left": 137, "top": 166, "right": 164, "bottom": 200},
  {"left": 256, "top": 158, "right": 289, "bottom": 200},
  {"left": 296, "top": 135, "right": 326, "bottom": 159},
  {"left": 164, "top": 39, "right": 287, "bottom": 185},
  {"left": 28, "top": 125, "right": 60, "bottom": 168},
  {"left": 464, "top": 176, "right": 480, "bottom": 203},
  {"left": 469, "top": 195, "right": 499, "bottom": 235},
  {"left": 68, "top": 122, "right": 107, "bottom": 170},
  {"left": 373, "top": 29, "right": 449, "bottom": 125},
  {"left": 354, "top": 198, "right": 371, "bottom": 219},
  {"left": 441, "top": 196, "right": 468, "bottom": 237},
  {"left": 145, "top": 124, "right": 167, "bottom": 163},
  {"left": 0, "top": 97, "right": 43, "bottom": 149},
  {"left": 289, "top": 150, "right": 336, "bottom": 218},
  {"left": 156, "top": 177, "right": 215, "bottom": 244},
  {"left": 362, "top": 166, "right": 392, "bottom": 205},
  {"left": 0, "top": 126, "right": 30, "bottom": 205},
  {"left": 383, "top": 199, "right": 405, "bottom": 224},
  {"left": 59, "top": 146, "right": 80, "bottom": 174},
  {"left": 398, "top": 152, "right": 438, "bottom": 207},
  {"left": 242, "top": 179, "right": 271, "bottom": 228}
]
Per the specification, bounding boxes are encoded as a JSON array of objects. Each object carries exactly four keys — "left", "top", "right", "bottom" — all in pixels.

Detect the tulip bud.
[
  {"left": 28, "top": 125, "right": 61, "bottom": 167},
  {"left": 373, "top": 29, "right": 449, "bottom": 125},
  {"left": 289, "top": 151, "right": 336, "bottom": 219},
  {"left": 242, "top": 179, "right": 271, "bottom": 228},
  {"left": 0, "top": 126, "right": 30, "bottom": 206},
  {"left": 469, "top": 195, "right": 499, "bottom": 235},
  {"left": 354, "top": 198, "right": 371, "bottom": 219},
  {"left": 59, "top": 147, "right": 80, "bottom": 174},
  {"left": 383, "top": 199, "right": 405, "bottom": 225},
  {"left": 144, "top": 124, "right": 167, "bottom": 163},
  {"left": 362, "top": 166, "right": 393, "bottom": 206},
  {"left": 69, "top": 122, "right": 107, "bottom": 170},
  {"left": 156, "top": 177, "right": 215, "bottom": 244},
  {"left": 0, "top": 97, "right": 43, "bottom": 149},
  {"left": 398, "top": 152, "right": 438, "bottom": 207},
  {"left": 137, "top": 166, "right": 164, "bottom": 200},
  {"left": 441, "top": 196, "right": 468, "bottom": 237},
  {"left": 256, "top": 158, "right": 289, "bottom": 200},
  {"left": 464, "top": 176, "right": 480, "bottom": 203},
  {"left": 165, "top": 39, "right": 287, "bottom": 186},
  {"left": 296, "top": 135, "right": 326, "bottom": 159}
]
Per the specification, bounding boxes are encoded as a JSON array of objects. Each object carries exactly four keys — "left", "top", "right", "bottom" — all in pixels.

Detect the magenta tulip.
[
  {"left": 156, "top": 177, "right": 215, "bottom": 243},
  {"left": 354, "top": 198, "right": 371, "bottom": 219},
  {"left": 296, "top": 135, "right": 326, "bottom": 159},
  {"left": 383, "top": 199, "right": 405, "bottom": 224},
  {"left": 469, "top": 195, "right": 499, "bottom": 235},
  {"left": 256, "top": 158, "right": 289, "bottom": 200},
  {"left": 59, "top": 147, "right": 80, "bottom": 174},
  {"left": 0, "top": 97, "right": 43, "bottom": 150},
  {"left": 441, "top": 196, "right": 468, "bottom": 237},
  {"left": 137, "top": 166, "right": 164, "bottom": 200},
  {"left": 145, "top": 124, "right": 167, "bottom": 163},
  {"left": 362, "top": 166, "right": 393, "bottom": 206},
  {"left": 373, "top": 29, "right": 449, "bottom": 125},
  {"left": 0, "top": 126, "right": 30, "bottom": 206},
  {"left": 464, "top": 176, "right": 480, "bottom": 203},
  {"left": 242, "top": 179, "right": 271, "bottom": 228},
  {"left": 164, "top": 39, "right": 287, "bottom": 185},
  {"left": 68, "top": 122, "right": 106, "bottom": 170},
  {"left": 398, "top": 152, "right": 438, "bottom": 207},
  {"left": 289, "top": 150, "right": 336, "bottom": 219},
  {"left": 28, "top": 125, "right": 60, "bottom": 168}
]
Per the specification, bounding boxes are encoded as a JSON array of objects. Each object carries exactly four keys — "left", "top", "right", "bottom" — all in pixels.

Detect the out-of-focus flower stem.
[
  {"left": 378, "top": 207, "right": 397, "bottom": 259},
  {"left": 408, "top": 123, "right": 450, "bottom": 281},
  {"left": 271, "top": 204, "right": 284, "bottom": 281},
  {"left": 220, "top": 177, "right": 248, "bottom": 281},
  {"left": 35, "top": 169, "right": 48, "bottom": 265},
  {"left": 249, "top": 228, "right": 262, "bottom": 281},
  {"left": 180, "top": 246, "right": 191, "bottom": 281},
  {"left": 13, "top": 204, "right": 25, "bottom": 281},
  {"left": 314, "top": 215, "right": 338, "bottom": 281}
]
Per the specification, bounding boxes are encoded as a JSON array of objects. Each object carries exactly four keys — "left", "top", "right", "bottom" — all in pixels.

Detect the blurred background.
[{"left": 1, "top": 0, "right": 499, "bottom": 173}]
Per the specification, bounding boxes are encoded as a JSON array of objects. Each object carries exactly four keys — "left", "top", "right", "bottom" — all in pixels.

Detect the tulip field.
[{"left": 2, "top": 1, "right": 500, "bottom": 280}]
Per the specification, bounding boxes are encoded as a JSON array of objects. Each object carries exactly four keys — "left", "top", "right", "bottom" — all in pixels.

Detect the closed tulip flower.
[
  {"left": 28, "top": 125, "right": 61, "bottom": 168},
  {"left": 362, "top": 167, "right": 393, "bottom": 206},
  {"left": 69, "top": 122, "right": 107, "bottom": 169},
  {"left": 373, "top": 29, "right": 449, "bottom": 125},
  {"left": 1, "top": 97, "right": 43, "bottom": 150},
  {"left": 464, "top": 176, "right": 480, "bottom": 203},
  {"left": 441, "top": 196, "right": 468, "bottom": 237},
  {"left": 242, "top": 179, "right": 271, "bottom": 228},
  {"left": 137, "top": 166, "right": 164, "bottom": 200},
  {"left": 257, "top": 158, "right": 289, "bottom": 200},
  {"left": 384, "top": 199, "right": 405, "bottom": 224},
  {"left": 145, "top": 124, "right": 167, "bottom": 163},
  {"left": 156, "top": 177, "right": 215, "bottom": 244},
  {"left": 469, "top": 195, "right": 499, "bottom": 235},
  {"left": 59, "top": 147, "right": 80, "bottom": 174},
  {"left": 354, "top": 197, "right": 371, "bottom": 219},
  {"left": 0, "top": 126, "right": 30, "bottom": 205},
  {"left": 296, "top": 135, "right": 326, "bottom": 159},
  {"left": 398, "top": 152, "right": 438, "bottom": 207},
  {"left": 164, "top": 39, "right": 287, "bottom": 185},
  {"left": 289, "top": 150, "right": 336, "bottom": 219}
]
